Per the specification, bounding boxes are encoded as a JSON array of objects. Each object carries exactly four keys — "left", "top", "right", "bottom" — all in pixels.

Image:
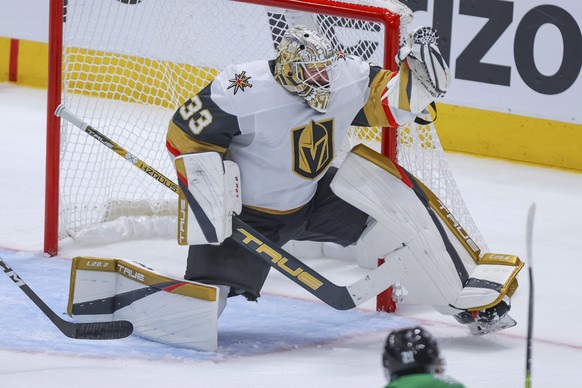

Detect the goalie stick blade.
[{"left": 65, "top": 320, "right": 134, "bottom": 340}]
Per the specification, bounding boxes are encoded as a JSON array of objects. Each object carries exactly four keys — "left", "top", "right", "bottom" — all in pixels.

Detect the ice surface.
[{"left": 1, "top": 83, "right": 581, "bottom": 387}]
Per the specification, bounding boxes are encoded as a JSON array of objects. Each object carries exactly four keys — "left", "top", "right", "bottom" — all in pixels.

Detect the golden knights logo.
[
  {"left": 292, "top": 119, "right": 334, "bottom": 179},
  {"left": 227, "top": 71, "right": 252, "bottom": 94}
]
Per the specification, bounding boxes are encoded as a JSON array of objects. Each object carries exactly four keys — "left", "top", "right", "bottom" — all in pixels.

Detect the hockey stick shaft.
[
  {"left": 55, "top": 105, "right": 179, "bottom": 193},
  {"left": 525, "top": 204, "right": 536, "bottom": 388},
  {"left": 0, "top": 256, "right": 133, "bottom": 340},
  {"left": 56, "top": 104, "right": 393, "bottom": 310}
]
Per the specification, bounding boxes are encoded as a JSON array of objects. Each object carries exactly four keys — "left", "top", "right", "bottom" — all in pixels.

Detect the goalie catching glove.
[
  {"left": 174, "top": 152, "right": 242, "bottom": 245},
  {"left": 383, "top": 26, "right": 452, "bottom": 115}
]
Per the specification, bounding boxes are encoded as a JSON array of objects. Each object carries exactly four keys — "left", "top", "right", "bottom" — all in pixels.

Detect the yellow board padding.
[
  {"left": 0, "top": 37, "right": 10, "bottom": 82},
  {"left": 436, "top": 104, "right": 582, "bottom": 172},
  {"left": 64, "top": 47, "right": 219, "bottom": 108},
  {"left": 18, "top": 40, "right": 49, "bottom": 87},
  {"left": 0, "top": 38, "right": 49, "bottom": 87},
  {"left": 3, "top": 38, "right": 581, "bottom": 172}
]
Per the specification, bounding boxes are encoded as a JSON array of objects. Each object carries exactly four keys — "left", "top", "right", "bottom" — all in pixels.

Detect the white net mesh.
[{"left": 56, "top": 0, "right": 486, "bottom": 252}]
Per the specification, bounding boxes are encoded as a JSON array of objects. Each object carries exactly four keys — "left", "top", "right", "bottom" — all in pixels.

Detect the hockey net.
[{"left": 45, "top": 0, "right": 487, "bottom": 289}]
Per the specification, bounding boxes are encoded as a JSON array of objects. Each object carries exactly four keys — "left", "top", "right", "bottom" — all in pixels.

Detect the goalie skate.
[{"left": 454, "top": 300, "right": 517, "bottom": 335}]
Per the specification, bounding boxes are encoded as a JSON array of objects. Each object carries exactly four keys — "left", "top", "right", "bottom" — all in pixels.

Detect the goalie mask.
[{"left": 274, "top": 25, "right": 338, "bottom": 113}]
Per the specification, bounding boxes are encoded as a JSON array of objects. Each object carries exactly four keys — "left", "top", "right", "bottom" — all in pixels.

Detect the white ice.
[{"left": 0, "top": 83, "right": 581, "bottom": 387}]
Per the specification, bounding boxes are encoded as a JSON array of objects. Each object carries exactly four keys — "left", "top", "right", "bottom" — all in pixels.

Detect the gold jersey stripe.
[
  {"left": 362, "top": 69, "right": 395, "bottom": 127},
  {"left": 243, "top": 203, "right": 307, "bottom": 215},
  {"left": 397, "top": 62, "right": 411, "bottom": 112},
  {"left": 167, "top": 121, "right": 226, "bottom": 155}
]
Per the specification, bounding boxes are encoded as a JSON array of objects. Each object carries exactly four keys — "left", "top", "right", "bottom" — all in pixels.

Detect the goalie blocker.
[
  {"left": 68, "top": 257, "right": 222, "bottom": 351},
  {"left": 332, "top": 145, "right": 523, "bottom": 334}
]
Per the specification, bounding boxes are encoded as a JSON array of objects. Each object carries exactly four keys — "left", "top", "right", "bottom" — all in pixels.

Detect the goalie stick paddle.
[
  {"left": 55, "top": 104, "right": 395, "bottom": 310},
  {"left": 525, "top": 203, "right": 536, "bottom": 388},
  {"left": 0, "top": 256, "right": 133, "bottom": 340}
]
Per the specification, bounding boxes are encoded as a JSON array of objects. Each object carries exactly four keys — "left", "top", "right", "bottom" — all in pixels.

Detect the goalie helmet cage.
[{"left": 44, "top": 0, "right": 487, "bottom": 312}]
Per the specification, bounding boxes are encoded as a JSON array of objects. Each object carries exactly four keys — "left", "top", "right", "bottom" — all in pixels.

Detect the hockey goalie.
[{"left": 68, "top": 25, "right": 522, "bottom": 351}]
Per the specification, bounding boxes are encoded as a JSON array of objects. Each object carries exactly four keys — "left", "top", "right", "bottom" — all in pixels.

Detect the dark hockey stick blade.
[
  {"left": 1, "top": 256, "right": 133, "bottom": 340},
  {"left": 64, "top": 320, "right": 134, "bottom": 340}
]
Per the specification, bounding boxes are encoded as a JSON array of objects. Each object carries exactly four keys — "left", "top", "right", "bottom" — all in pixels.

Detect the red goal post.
[
  {"left": 44, "top": 0, "right": 486, "bottom": 313},
  {"left": 45, "top": 0, "right": 405, "bottom": 254}
]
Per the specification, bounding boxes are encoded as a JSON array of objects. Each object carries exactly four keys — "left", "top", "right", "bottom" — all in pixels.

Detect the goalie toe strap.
[
  {"left": 464, "top": 277, "right": 503, "bottom": 292},
  {"left": 454, "top": 258, "right": 523, "bottom": 311}
]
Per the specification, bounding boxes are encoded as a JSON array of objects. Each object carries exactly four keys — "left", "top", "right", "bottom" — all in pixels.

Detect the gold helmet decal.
[
  {"left": 292, "top": 119, "right": 334, "bottom": 179},
  {"left": 274, "top": 25, "right": 338, "bottom": 113}
]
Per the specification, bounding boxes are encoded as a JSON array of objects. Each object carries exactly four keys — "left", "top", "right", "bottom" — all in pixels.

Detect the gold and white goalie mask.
[{"left": 274, "top": 25, "right": 338, "bottom": 113}]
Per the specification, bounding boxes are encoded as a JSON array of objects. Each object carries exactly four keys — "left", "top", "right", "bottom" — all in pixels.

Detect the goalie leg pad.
[
  {"left": 331, "top": 145, "right": 469, "bottom": 307},
  {"left": 68, "top": 257, "right": 221, "bottom": 352},
  {"left": 175, "top": 152, "right": 241, "bottom": 246},
  {"left": 331, "top": 145, "right": 522, "bottom": 314}
]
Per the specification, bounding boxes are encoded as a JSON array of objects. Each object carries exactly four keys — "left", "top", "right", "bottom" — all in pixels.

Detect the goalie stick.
[
  {"left": 0, "top": 256, "right": 133, "bottom": 340},
  {"left": 525, "top": 203, "right": 536, "bottom": 388},
  {"left": 55, "top": 104, "right": 395, "bottom": 310}
]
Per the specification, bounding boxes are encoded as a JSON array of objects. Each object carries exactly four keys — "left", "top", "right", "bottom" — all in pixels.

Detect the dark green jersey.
[{"left": 386, "top": 373, "right": 465, "bottom": 388}]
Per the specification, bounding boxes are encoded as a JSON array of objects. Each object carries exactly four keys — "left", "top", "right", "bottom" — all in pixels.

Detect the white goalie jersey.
[{"left": 166, "top": 56, "right": 403, "bottom": 213}]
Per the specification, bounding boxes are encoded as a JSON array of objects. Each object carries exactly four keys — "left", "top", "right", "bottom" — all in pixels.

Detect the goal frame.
[{"left": 44, "top": 0, "right": 402, "bottom": 256}]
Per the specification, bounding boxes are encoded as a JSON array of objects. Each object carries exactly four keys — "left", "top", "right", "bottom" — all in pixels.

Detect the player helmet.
[
  {"left": 274, "top": 25, "right": 338, "bottom": 113},
  {"left": 382, "top": 326, "right": 444, "bottom": 381}
]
